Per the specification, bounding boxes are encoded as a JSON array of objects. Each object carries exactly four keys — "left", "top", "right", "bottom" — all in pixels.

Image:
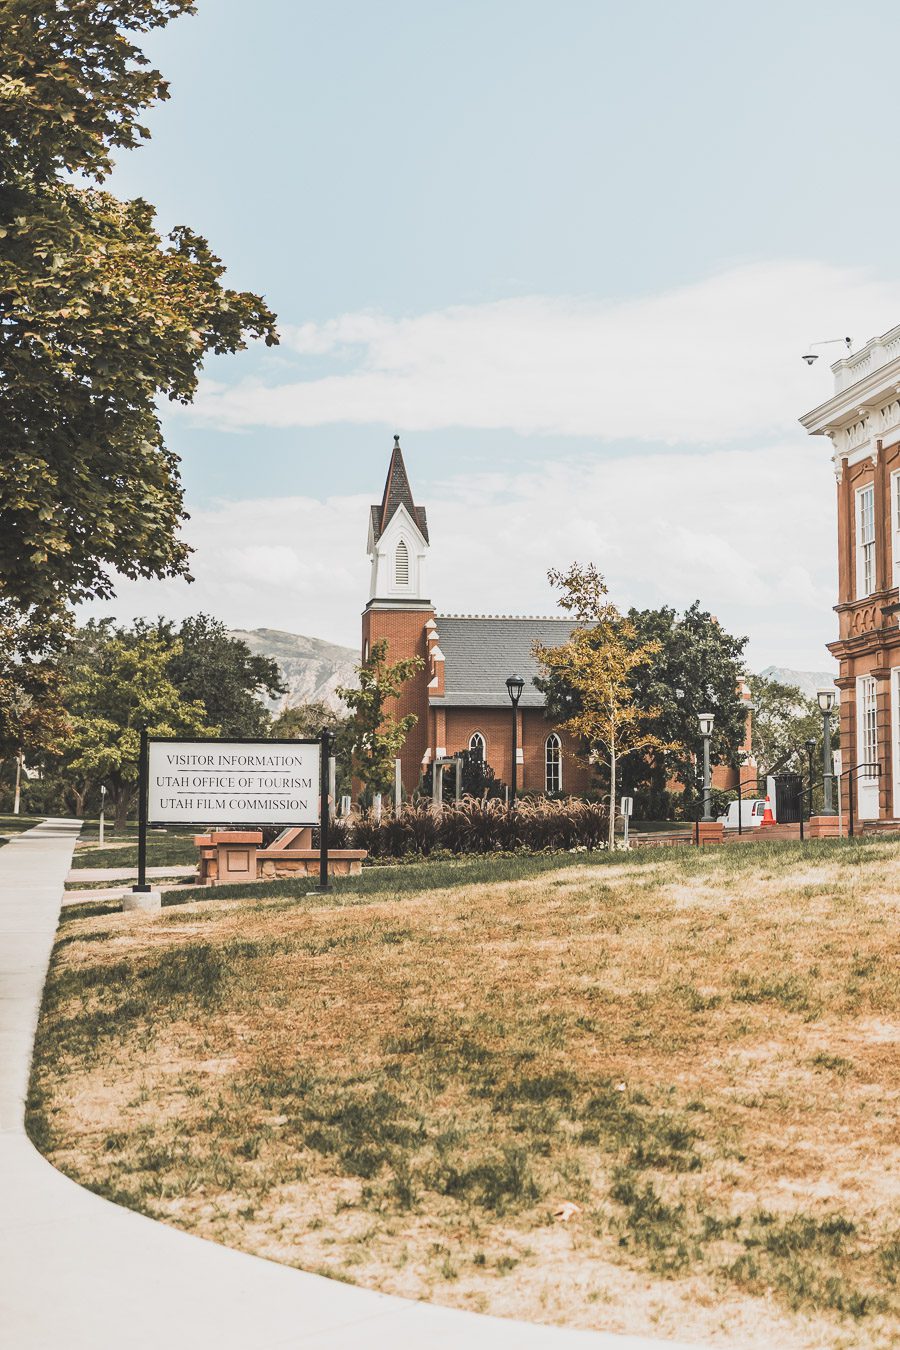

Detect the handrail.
[{"left": 840, "top": 761, "right": 882, "bottom": 839}]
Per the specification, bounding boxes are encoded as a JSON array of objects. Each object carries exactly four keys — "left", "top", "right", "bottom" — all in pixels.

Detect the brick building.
[
  {"left": 362, "top": 439, "right": 749, "bottom": 801},
  {"left": 801, "top": 324, "right": 900, "bottom": 821},
  {"left": 362, "top": 439, "right": 593, "bottom": 796}
]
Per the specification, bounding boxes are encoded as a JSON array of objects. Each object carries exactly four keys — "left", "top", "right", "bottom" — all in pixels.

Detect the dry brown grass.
[{"left": 29, "top": 840, "right": 900, "bottom": 1348}]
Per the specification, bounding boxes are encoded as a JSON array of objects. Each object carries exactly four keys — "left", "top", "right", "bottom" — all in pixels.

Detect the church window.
[
  {"left": 468, "top": 731, "right": 486, "bottom": 758},
  {"left": 394, "top": 538, "right": 410, "bottom": 586},
  {"left": 545, "top": 733, "right": 562, "bottom": 794}
]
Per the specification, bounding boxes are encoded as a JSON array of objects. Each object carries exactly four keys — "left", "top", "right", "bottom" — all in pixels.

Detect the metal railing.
[{"left": 841, "top": 761, "right": 882, "bottom": 839}]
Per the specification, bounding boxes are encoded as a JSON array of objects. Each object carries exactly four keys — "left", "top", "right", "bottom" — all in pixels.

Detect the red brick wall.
[
  {"left": 443, "top": 708, "right": 592, "bottom": 795},
  {"left": 361, "top": 606, "right": 433, "bottom": 794}
]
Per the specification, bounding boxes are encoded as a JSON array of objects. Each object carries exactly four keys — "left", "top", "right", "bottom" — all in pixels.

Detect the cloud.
[
  {"left": 183, "top": 261, "right": 900, "bottom": 442},
  {"left": 85, "top": 441, "right": 837, "bottom": 671}
]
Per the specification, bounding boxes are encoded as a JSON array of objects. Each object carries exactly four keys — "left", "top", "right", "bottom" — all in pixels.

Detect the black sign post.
[
  {"left": 319, "top": 727, "right": 334, "bottom": 892},
  {"left": 134, "top": 726, "right": 150, "bottom": 894}
]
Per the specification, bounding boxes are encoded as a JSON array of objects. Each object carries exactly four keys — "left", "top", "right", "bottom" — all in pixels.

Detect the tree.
[
  {"left": 535, "top": 565, "right": 673, "bottom": 849},
  {"left": 336, "top": 639, "right": 423, "bottom": 796},
  {"left": 0, "top": 1, "right": 278, "bottom": 613},
  {"left": 153, "top": 615, "right": 284, "bottom": 738},
  {"left": 55, "top": 619, "right": 216, "bottom": 825},
  {"left": 748, "top": 674, "right": 825, "bottom": 776},
  {"left": 622, "top": 603, "right": 750, "bottom": 812},
  {"left": 270, "top": 701, "right": 345, "bottom": 740},
  {"left": 0, "top": 601, "right": 70, "bottom": 765},
  {"left": 271, "top": 701, "right": 351, "bottom": 797}
]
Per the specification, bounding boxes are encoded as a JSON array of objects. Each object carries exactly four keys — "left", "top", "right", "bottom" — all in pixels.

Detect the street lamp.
[
  {"left": 817, "top": 688, "right": 836, "bottom": 815},
  {"left": 698, "top": 712, "right": 715, "bottom": 821},
  {"left": 804, "top": 738, "right": 816, "bottom": 818},
  {"left": 506, "top": 674, "right": 525, "bottom": 807}
]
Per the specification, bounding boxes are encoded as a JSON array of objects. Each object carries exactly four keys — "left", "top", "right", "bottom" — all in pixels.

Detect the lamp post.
[
  {"left": 698, "top": 712, "right": 715, "bottom": 821},
  {"left": 505, "top": 674, "right": 525, "bottom": 807},
  {"left": 804, "top": 738, "right": 816, "bottom": 819},
  {"left": 817, "top": 689, "right": 836, "bottom": 815}
]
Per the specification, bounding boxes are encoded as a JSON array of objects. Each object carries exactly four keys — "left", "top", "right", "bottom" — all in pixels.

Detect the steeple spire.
[{"left": 372, "top": 435, "right": 429, "bottom": 542}]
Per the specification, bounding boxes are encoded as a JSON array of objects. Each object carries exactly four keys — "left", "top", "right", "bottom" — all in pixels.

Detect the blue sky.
[{"left": 95, "top": 0, "right": 900, "bottom": 666}]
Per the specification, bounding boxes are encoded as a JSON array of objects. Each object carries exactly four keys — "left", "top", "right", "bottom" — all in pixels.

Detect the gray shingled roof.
[{"left": 432, "top": 616, "right": 576, "bottom": 707}]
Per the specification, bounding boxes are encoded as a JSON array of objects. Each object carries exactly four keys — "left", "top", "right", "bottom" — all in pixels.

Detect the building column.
[
  {"left": 874, "top": 441, "right": 887, "bottom": 592},
  {"left": 836, "top": 458, "right": 852, "bottom": 603}
]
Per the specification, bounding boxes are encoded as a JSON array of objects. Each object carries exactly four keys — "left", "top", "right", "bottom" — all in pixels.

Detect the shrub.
[{"left": 342, "top": 796, "right": 608, "bottom": 858}]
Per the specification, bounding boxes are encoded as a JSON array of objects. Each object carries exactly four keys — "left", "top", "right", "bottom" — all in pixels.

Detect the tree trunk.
[
  {"left": 113, "top": 785, "right": 133, "bottom": 831},
  {"left": 608, "top": 746, "right": 617, "bottom": 851}
]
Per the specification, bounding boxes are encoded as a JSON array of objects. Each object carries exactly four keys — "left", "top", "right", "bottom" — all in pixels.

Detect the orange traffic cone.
[{"left": 761, "top": 795, "right": 775, "bottom": 827}]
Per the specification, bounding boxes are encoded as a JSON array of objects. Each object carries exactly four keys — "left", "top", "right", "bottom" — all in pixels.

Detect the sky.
[{"left": 86, "top": 0, "right": 900, "bottom": 669}]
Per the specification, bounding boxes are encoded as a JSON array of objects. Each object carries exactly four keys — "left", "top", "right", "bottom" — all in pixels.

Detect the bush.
[{"left": 341, "top": 796, "right": 608, "bottom": 858}]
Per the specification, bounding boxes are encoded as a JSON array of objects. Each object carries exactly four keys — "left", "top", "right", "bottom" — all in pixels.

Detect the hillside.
[
  {"left": 229, "top": 628, "right": 358, "bottom": 712},
  {"left": 231, "top": 628, "right": 839, "bottom": 719},
  {"left": 759, "top": 666, "right": 839, "bottom": 702}
]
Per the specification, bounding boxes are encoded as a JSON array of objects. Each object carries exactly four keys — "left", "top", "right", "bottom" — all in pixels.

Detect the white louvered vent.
[{"left": 394, "top": 539, "right": 409, "bottom": 586}]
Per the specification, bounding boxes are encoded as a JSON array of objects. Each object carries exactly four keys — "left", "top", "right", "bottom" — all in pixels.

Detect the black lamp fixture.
[
  {"left": 698, "top": 711, "right": 715, "bottom": 821},
  {"left": 816, "top": 688, "right": 837, "bottom": 816},
  {"left": 506, "top": 674, "right": 525, "bottom": 807}
]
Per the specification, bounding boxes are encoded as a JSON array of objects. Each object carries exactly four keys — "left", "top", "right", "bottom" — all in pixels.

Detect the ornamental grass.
[{"left": 345, "top": 797, "right": 608, "bottom": 858}]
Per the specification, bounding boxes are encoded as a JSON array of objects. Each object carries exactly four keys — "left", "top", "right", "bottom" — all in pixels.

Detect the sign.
[
  {"left": 620, "top": 796, "right": 633, "bottom": 817},
  {"left": 147, "top": 739, "right": 321, "bottom": 826}
]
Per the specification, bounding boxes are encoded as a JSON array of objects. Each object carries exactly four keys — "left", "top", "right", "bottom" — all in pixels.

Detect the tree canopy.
[
  {"left": 151, "top": 614, "right": 285, "bottom": 739},
  {"left": 0, "top": 599, "right": 69, "bottom": 762},
  {"left": 748, "top": 674, "right": 826, "bottom": 776},
  {"left": 621, "top": 603, "right": 749, "bottom": 810},
  {"left": 55, "top": 618, "right": 216, "bottom": 824},
  {"left": 0, "top": 0, "right": 278, "bottom": 613}
]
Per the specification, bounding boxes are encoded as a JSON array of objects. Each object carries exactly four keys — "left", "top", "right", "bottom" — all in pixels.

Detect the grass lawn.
[
  {"left": 70, "top": 824, "right": 199, "bottom": 870},
  {"left": 0, "top": 813, "right": 42, "bottom": 845},
  {"left": 29, "top": 839, "right": 900, "bottom": 1348}
]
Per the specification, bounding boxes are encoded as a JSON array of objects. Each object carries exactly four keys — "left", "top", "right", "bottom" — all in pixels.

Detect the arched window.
[
  {"left": 394, "top": 538, "right": 409, "bottom": 586},
  {"left": 468, "top": 731, "right": 486, "bottom": 759},
  {"left": 545, "top": 733, "right": 562, "bottom": 794}
]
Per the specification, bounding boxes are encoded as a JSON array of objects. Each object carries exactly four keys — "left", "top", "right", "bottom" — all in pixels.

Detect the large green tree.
[
  {"left": 0, "top": 600, "right": 70, "bottom": 763},
  {"left": 748, "top": 674, "right": 825, "bottom": 777},
  {"left": 621, "top": 603, "right": 750, "bottom": 812},
  {"left": 0, "top": 1, "right": 278, "bottom": 613},
  {"left": 54, "top": 619, "right": 216, "bottom": 824},
  {"left": 150, "top": 615, "right": 285, "bottom": 738}
]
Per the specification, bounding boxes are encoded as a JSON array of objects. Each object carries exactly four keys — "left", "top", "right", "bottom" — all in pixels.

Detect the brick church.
[{"left": 362, "top": 438, "right": 593, "bottom": 797}]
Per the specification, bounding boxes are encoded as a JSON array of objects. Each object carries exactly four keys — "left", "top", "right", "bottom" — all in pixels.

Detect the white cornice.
[
  {"left": 800, "top": 361, "right": 900, "bottom": 437},
  {"left": 800, "top": 322, "right": 900, "bottom": 439}
]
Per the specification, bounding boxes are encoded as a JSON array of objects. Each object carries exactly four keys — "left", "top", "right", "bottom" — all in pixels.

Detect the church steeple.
[
  {"left": 372, "top": 435, "right": 429, "bottom": 543},
  {"left": 365, "top": 435, "right": 430, "bottom": 608}
]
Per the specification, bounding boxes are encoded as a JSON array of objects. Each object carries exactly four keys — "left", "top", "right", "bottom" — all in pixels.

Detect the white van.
[{"left": 718, "top": 798, "right": 766, "bottom": 830}]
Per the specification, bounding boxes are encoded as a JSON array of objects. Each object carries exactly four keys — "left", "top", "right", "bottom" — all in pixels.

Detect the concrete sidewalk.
[
  {"left": 0, "top": 819, "right": 701, "bottom": 1350},
  {"left": 66, "top": 864, "right": 195, "bottom": 881}
]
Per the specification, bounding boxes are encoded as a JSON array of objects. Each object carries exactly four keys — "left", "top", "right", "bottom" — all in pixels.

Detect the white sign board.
[{"left": 147, "top": 739, "right": 320, "bottom": 826}]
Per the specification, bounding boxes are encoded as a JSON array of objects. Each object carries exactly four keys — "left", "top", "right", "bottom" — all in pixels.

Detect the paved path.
[
  {"left": 67, "top": 864, "right": 195, "bottom": 881},
  {"left": 1, "top": 820, "right": 701, "bottom": 1350}
]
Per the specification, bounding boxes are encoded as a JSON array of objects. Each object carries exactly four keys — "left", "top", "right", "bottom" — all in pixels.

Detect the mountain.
[
  {"left": 758, "top": 666, "right": 840, "bottom": 702},
  {"left": 233, "top": 629, "right": 841, "bottom": 719},
  {"left": 230, "top": 628, "right": 358, "bottom": 713}
]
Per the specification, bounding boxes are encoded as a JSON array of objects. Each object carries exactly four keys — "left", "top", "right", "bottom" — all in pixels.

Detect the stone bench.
[{"left": 194, "top": 828, "right": 366, "bottom": 885}]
